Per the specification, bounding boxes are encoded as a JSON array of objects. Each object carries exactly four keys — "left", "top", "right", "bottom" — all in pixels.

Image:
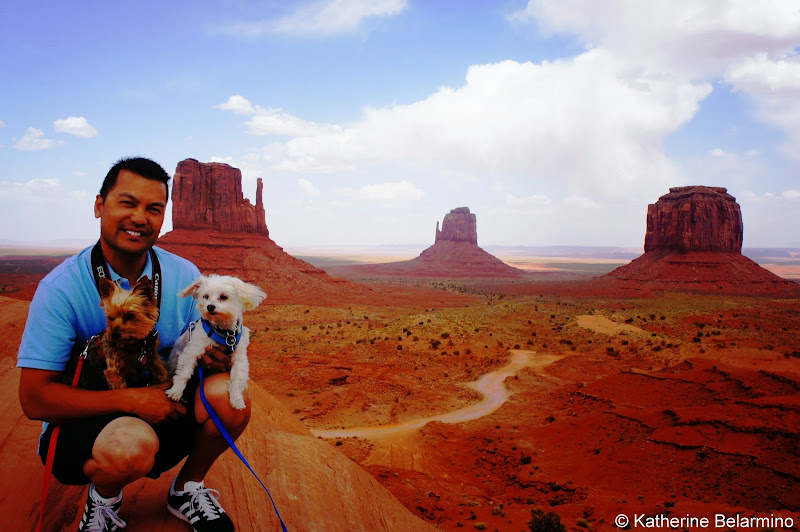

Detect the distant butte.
[
  {"left": 603, "top": 186, "right": 799, "bottom": 296},
  {"left": 158, "top": 159, "right": 355, "bottom": 303},
  {"left": 343, "top": 207, "right": 527, "bottom": 278}
]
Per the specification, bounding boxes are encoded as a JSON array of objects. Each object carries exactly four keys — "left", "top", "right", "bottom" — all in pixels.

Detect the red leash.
[{"left": 37, "top": 338, "right": 92, "bottom": 532}]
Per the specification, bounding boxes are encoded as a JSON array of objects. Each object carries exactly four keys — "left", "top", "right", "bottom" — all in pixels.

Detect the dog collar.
[{"left": 200, "top": 318, "right": 242, "bottom": 353}]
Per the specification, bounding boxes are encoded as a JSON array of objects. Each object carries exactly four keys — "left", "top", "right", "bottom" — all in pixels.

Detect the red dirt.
[{"left": 3, "top": 255, "right": 799, "bottom": 531}]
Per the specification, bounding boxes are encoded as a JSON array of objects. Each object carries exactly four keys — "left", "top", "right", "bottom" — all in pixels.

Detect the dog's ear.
[
  {"left": 178, "top": 276, "right": 207, "bottom": 299},
  {"left": 97, "top": 277, "right": 117, "bottom": 306},
  {"left": 232, "top": 279, "right": 267, "bottom": 311},
  {"left": 132, "top": 277, "right": 155, "bottom": 302}
]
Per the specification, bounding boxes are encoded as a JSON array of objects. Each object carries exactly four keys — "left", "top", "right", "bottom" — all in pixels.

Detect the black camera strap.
[{"left": 90, "top": 240, "right": 162, "bottom": 310}]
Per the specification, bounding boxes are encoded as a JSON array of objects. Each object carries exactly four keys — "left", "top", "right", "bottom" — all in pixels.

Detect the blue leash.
[{"left": 198, "top": 366, "right": 289, "bottom": 532}]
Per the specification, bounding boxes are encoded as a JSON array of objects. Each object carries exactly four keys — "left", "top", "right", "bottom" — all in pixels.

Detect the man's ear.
[{"left": 94, "top": 195, "right": 104, "bottom": 219}]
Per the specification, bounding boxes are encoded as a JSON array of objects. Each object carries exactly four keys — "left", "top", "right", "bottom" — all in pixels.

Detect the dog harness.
[
  {"left": 91, "top": 328, "right": 159, "bottom": 366},
  {"left": 189, "top": 318, "right": 242, "bottom": 354}
]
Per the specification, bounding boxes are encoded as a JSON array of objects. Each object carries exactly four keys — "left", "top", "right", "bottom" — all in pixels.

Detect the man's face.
[{"left": 94, "top": 169, "right": 167, "bottom": 258}]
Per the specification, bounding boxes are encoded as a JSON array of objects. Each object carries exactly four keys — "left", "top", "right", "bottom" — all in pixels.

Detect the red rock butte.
[
  {"left": 604, "top": 186, "right": 799, "bottom": 296},
  {"left": 158, "top": 159, "right": 354, "bottom": 303},
  {"left": 345, "top": 207, "right": 527, "bottom": 278}
]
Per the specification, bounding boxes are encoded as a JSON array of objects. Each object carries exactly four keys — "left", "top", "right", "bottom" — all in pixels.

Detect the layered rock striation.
[
  {"left": 159, "top": 159, "right": 356, "bottom": 303},
  {"left": 172, "top": 159, "right": 268, "bottom": 236},
  {"left": 435, "top": 207, "right": 478, "bottom": 244},
  {"left": 644, "top": 186, "right": 743, "bottom": 253},
  {"left": 605, "top": 186, "right": 798, "bottom": 296}
]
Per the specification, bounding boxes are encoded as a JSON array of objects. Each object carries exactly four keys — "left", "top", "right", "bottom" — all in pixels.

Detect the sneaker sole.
[{"left": 167, "top": 503, "right": 198, "bottom": 532}]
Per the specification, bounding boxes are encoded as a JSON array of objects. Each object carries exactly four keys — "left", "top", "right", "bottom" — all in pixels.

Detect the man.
[{"left": 17, "top": 157, "right": 249, "bottom": 531}]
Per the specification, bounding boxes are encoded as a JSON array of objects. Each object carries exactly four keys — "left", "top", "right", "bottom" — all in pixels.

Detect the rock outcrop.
[
  {"left": 435, "top": 207, "right": 478, "bottom": 245},
  {"left": 172, "top": 159, "right": 268, "bottom": 237},
  {"left": 644, "top": 186, "right": 743, "bottom": 253},
  {"left": 604, "top": 186, "right": 799, "bottom": 296},
  {"left": 0, "top": 298, "right": 435, "bottom": 532},
  {"left": 158, "top": 159, "right": 360, "bottom": 304},
  {"left": 338, "top": 208, "right": 526, "bottom": 279}
]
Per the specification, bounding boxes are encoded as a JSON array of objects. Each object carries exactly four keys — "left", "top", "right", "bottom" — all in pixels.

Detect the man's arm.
[{"left": 19, "top": 368, "right": 186, "bottom": 425}]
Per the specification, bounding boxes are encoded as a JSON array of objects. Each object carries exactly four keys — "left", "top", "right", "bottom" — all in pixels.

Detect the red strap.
[{"left": 37, "top": 354, "right": 85, "bottom": 531}]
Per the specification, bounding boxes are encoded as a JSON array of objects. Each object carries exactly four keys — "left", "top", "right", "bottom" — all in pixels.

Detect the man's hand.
[
  {"left": 199, "top": 343, "right": 232, "bottom": 375},
  {"left": 127, "top": 382, "right": 187, "bottom": 424}
]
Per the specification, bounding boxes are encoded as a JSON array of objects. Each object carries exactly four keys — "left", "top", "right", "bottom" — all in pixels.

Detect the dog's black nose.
[{"left": 207, "top": 304, "right": 216, "bottom": 313}]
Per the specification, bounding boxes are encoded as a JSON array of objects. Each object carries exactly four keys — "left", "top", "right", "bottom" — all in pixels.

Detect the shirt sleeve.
[{"left": 16, "top": 281, "right": 80, "bottom": 372}]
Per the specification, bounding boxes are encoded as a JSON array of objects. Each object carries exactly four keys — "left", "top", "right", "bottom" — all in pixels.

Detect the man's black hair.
[{"left": 99, "top": 157, "right": 170, "bottom": 200}]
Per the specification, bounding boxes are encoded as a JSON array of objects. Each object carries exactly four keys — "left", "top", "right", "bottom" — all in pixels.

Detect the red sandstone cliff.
[
  {"left": 158, "top": 159, "right": 358, "bottom": 303},
  {"left": 435, "top": 207, "right": 478, "bottom": 245},
  {"left": 172, "top": 159, "right": 268, "bottom": 236},
  {"left": 342, "top": 207, "right": 526, "bottom": 279},
  {"left": 606, "top": 186, "right": 798, "bottom": 296},
  {"left": 644, "top": 186, "right": 743, "bottom": 253}
]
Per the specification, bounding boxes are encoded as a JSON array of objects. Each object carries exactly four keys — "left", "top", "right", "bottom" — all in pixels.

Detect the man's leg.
[
  {"left": 174, "top": 372, "right": 251, "bottom": 485},
  {"left": 83, "top": 416, "right": 160, "bottom": 497},
  {"left": 167, "top": 373, "right": 250, "bottom": 531}
]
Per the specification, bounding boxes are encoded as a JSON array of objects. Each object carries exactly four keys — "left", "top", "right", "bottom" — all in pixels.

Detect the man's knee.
[
  {"left": 91, "top": 417, "right": 159, "bottom": 475},
  {"left": 195, "top": 373, "right": 251, "bottom": 429}
]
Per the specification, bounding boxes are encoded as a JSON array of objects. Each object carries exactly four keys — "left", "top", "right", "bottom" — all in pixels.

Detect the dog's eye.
[
  {"left": 219, "top": 295, "right": 228, "bottom": 301},
  {"left": 202, "top": 295, "right": 209, "bottom": 300},
  {"left": 123, "top": 313, "right": 135, "bottom": 322}
]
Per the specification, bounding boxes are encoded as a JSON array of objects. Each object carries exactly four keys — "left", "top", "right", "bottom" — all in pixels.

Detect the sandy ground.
[{"left": 3, "top": 256, "right": 799, "bottom": 531}]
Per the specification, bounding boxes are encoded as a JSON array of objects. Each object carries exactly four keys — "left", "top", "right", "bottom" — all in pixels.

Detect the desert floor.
[
  {"left": 241, "top": 275, "right": 800, "bottom": 531},
  {"left": 3, "top": 253, "right": 799, "bottom": 531}
]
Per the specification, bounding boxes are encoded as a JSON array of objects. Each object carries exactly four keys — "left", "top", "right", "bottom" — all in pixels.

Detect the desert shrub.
[
  {"left": 474, "top": 523, "right": 487, "bottom": 530},
  {"left": 521, "top": 454, "right": 532, "bottom": 465},
  {"left": 441, "top": 332, "right": 451, "bottom": 339},
  {"left": 528, "top": 508, "right": 566, "bottom": 532}
]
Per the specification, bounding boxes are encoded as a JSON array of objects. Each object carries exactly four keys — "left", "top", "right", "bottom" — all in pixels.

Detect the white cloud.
[
  {"left": 784, "top": 189, "right": 800, "bottom": 200},
  {"left": 0, "top": 178, "right": 61, "bottom": 196},
  {"left": 298, "top": 178, "right": 321, "bottom": 196},
  {"left": 341, "top": 181, "right": 424, "bottom": 204},
  {"left": 564, "top": 195, "right": 599, "bottom": 208},
  {"left": 53, "top": 116, "right": 99, "bottom": 138},
  {"left": 245, "top": 108, "right": 341, "bottom": 137},
  {"left": 0, "top": 120, "right": 6, "bottom": 128},
  {"left": 726, "top": 53, "right": 800, "bottom": 95},
  {"left": 505, "top": 193, "right": 552, "bottom": 207},
  {"left": 725, "top": 52, "right": 800, "bottom": 159},
  {"left": 211, "top": 0, "right": 407, "bottom": 39},
  {"left": 13, "top": 127, "right": 62, "bottom": 151},
  {"left": 509, "top": 0, "right": 800, "bottom": 77},
  {"left": 214, "top": 95, "right": 256, "bottom": 116},
  {"left": 274, "top": 0, "right": 407, "bottom": 37},
  {"left": 710, "top": 148, "right": 737, "bottom": 158},
  {"left": 507, "top": 1, "right": 800, "bottom": 164},
  {"left": 235, "top": 54, "right": 706, "bottom": 203},
  {"left": 0, "top": 178, "right": 96, "bottom": 242}
]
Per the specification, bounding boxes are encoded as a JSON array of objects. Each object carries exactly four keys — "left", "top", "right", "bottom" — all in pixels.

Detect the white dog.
[{"left": 166, "top": 275, "right": 266, "bottom": 409}]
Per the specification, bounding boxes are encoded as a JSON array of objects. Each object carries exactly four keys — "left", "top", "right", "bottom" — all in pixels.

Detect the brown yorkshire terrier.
[{"left": 63, "top": 277, "right": 169, "bottom": 390}]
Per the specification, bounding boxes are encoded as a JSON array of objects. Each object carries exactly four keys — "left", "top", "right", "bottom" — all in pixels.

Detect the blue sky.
[{"left": 2, "top": 0, "right": 799, "bottom": 250}]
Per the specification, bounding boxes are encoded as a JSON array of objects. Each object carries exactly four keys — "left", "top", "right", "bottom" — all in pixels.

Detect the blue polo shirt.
[{"left": 17, "top": 245, "right": 201, "bottom": 372}]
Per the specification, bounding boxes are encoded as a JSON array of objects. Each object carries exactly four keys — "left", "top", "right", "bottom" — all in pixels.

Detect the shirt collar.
[{"left": 106, "top": 251, "right": 154, "bottom": 290}]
